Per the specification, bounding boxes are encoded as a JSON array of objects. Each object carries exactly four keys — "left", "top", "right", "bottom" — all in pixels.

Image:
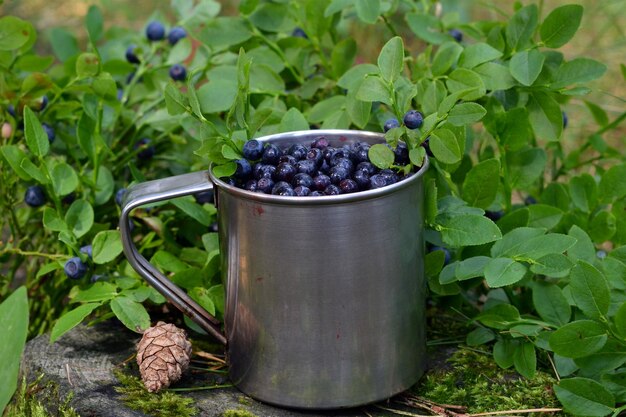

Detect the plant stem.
[{"left": 0, "top": 247, "right": 68, "bottom": 261}]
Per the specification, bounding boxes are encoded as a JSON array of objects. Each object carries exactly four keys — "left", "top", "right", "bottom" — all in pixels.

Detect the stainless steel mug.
[{"left": 119, "top": 129, "right": 429, "bottom": 409}]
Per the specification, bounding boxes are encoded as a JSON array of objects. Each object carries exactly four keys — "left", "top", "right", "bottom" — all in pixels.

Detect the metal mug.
[{"left": 119, "top": 129, "right": 429, "bottom": 409}]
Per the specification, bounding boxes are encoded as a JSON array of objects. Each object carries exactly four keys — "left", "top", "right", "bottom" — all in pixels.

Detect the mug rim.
[{"left": 208, "top": 129, "right": 430, "bottom": 206}]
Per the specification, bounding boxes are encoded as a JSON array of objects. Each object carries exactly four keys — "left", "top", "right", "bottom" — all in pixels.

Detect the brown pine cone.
[{"left": 136, "top": 321, "right": 192, "bottom": 393}]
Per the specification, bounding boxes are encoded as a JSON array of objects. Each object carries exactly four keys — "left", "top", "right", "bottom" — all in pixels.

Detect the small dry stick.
[
  {"left": 375, "top": 405, "right": 437, "bottom": 417},
  {"left": 194, "top": 350, "right": 227, "bottom": 364},
  {"left": 65, "top": 363, "right": 73, "bottom": 387},
  {"left": 469, "top": 408, "right": 562, "bottom": 416}
]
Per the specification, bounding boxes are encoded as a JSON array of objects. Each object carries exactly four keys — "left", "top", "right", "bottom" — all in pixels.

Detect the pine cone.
[{"left": 136, "top": 321, "right": 192, "bottom": 393}]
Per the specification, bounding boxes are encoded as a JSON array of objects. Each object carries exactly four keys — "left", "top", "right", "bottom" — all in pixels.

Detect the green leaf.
[
  {"left": 584, "top": 100, "right": 609, "bottom": 127},
  {"left": 454, "top": 256, "right": 491, "bottom": 281},
  {"left": 189, "top": 287, "right": 216, "bottom": 316},
  {"left": 355, "top": 0, "right": 380, "bottom": 24},
  {"left": 331, "top": 38, "right": 357, "bottom": 79},
  {"left": 337, "top": 64, "right": 378, "bottom": 90},
  {"left": 493, "top": 338, "right": 516, "bottom": 369},
  {"left": 568, "top": 225, "right": 596, "bottom": 264},
  {"left": 514, "top": 233, "right": 576, "bottom": 260},
  {"left": 23, "top": 107, "right": 49, "bottom": 157},
  {"left": 51, "top": 163, "right": 78, "bottom": 196},
  {"left": 570, "top": 174, "right": 598, "bottom": 213},
  {"left": 0, "top": 287, "right": 28, "bottom": 415},
  {"left": 599, "top": 164, "right": 626, "bottom": 202},
  {"left": 368, "top": 144, "right": 395, "bottom": 169},
  {"left": 95, "top": 166, "right": 114, "bottom": 206},
  {"left": 65, "top": 200, "right": 94, "bottom": 239},
  {"left": 431, "top": 42, "right": 463, "bottom": 76},
  {"left": 477, "top": 303, "right": 520, "bottom": 329},
  {"left": 0, "top": 16, "right": 31, "bottom": 51},
  {"left": 540, "top": 4, "right": 583, "bottom": 48},
  {"left": 85, "top": 5, "right": 104, "bottom": 41},
  {"left": 197, "top": 17, "right": 252, "bottom": 51},
  {"left": 164, "top": 83, "right": 189, "bottom": 115},
  {"left": 552, "top": 58, "right": 607, "bottom": 89},
  {"left": 528, "top": 204, "right": 563, "bottom": 230},
  {"left": 356, "top": 75, "right": 391, "bottom": 105},
  {"left": 110, "top": 296, "right": 150, "bottom": 333},
  {"left": 377, "top": 36, "right": 403, "bottom": 83},
  {"left": 212, "top": 162, "right": 237, "bottom": 178},
  {"left": 466, "top": 327, "right": 495, "bottom": 346},
  {"left": 514, "top": 342, "right": 536, "bottom": 379},
  {"left": 446, "top": 68, "right": 485, "bottom": 100},
  {"left": 569, "top": 261, "right": 611, "bottom": 320},
  {"left": 171, "top": 197, "right": 213, "bottom": 226},
  {"left": 530, "top": 253, "right": 573, "bottom": 278},
  {"left": 50, "top": 302, "right": 101, "bottom": 343},
  {"left": 309, "top": 96, "right": 346, "bottom": 123},
  {"left": 71, "top": 282, "right": 118, "bottom": 303},
  {"left": 166, "top": 38, "right": 192, "bottom": 65},
  {"left": 528, "top": 91, "right": 563, "bottom": 142},
  {"left": 506, "top": 4, "right": 538, "bottom": 51},
  {"left": 439, "top": 214, "right": 502, "bottom": 247},
  {"left": 346, "top": 91, "right": 372, "bottom": 129},
  {"left": 447, "top": 103, "right": 487, "bottom": 126},
  {"left": 532, "top": 282, "right": 571, "bottom": 326},
  {"left": 614, "top": 302, "right": 626, "bottom": 338},
  {"left": 197, "top": 77, "right": 238, "bottom": 114},
  {"left": 550, "top": 320, "right": 607, "bottom": 358},
  {"left": 575, "top": 339, "right": 626, "bottom": 374},
  {"left": 92, "top": 230, "right": 123, "bottom": 264},
  {"left": 406, "top": 13, "right": 448, "bottom": 45},
  {"left": 43, "top": 207, "right": 68, "bottom": 232},
  {"left": 509, "top": 49, "right": 545, "bottom": 86},
  {"left": 429, "top": 129, "right": 462, "bottom": 164},
  {"left": 425, "top": 179, "right": 437, "bottom": 226},
  {"left": 474, "top": 62, "right": 517, "bottom": 91},
  {"left": 554, "top": 378, "right": 615, "bottom": 417},
  {"left": 462, "top": 159, "right": 500, "bottom": 209},
  {"left": 491, "top": 227, "right": 545, "bottom": 257},
  {"left": 280, "top": 108, "right": 309, "bottom": 132},
  {"left": 48, "top": 27, "right": 79, "bottom": 61},
  {"left": 459, "top": 43, "right": 503, "bottom": 69},
  {"left": 151, "top": 250, "right": 189, "bottom": 273},
  {"left": 20, "top": 158, "right": 48, "bottom": 184},
  {"left": 1, "top": 145, "right": 32, "bottom": 180},
  {"left": 506, "top": 147, "right": 547, "bottom": 189},
  {"left": 484, "top": 257, "right": 527, "bottom": 287},
  {"left": 77, "top": 112, "right": 96, "bottom": 163},
  {"left": 249, "top": 64, "right": 284, "bottom": 94},
  {"left": 75, "top": 52, "right": 100, "bottom": 78},
  {"left": 589, "top": 211, "right": 617, "bottom": 243}
]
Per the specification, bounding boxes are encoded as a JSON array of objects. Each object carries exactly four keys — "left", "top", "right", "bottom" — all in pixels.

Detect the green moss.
[
  {"left": 415, "top": 347, "right": 562, "bottom": 415},
  {"left": 236, "top": 395, "right": 252, "bottom": 406},
  {"left": 4, "top": 376, "right": 80, "bottom": 417},
  {"left": 113, "top": 369, "right": 197, "bottom": 417},
  {"left": 222, "top": 409, "right": 258, "bottom": 417}
]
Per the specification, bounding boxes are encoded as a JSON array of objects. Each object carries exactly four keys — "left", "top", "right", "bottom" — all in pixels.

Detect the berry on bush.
[
  {"left": 562, "top": 111, "right": 568, "bottom": 128},
  {"left": 7, "top": 104, "right": 16, "bottom": 117},
  {"left": 42, "top": 123, "right": 55, "bottom": 143},
  {"left": 169, "top": 64, "right": 187, "bottom": 81},
  {"left": 485, "top": 210, "right": 504, "bottom": 222},
  {"left": 383, "top": 118, "right": 400, "bottom": 132},
  {"left": 115, "top": 188, "right": 127, "bottom": 206},
  {"left": 449, "top": 29, "right": 463, "bottom": 42},
  {"left": 24, "top": 185, "right": 46, "bottom": 207},
  {"left": 168, "top": 26, "right": 187, "bottom": 45},
  {"left": 135, "top": 138, "right": 155, "bottom": 160},
  {"left": 430, "top": 245, "right": 452, "bottom": 265},
  {"left": 242, "top": 139, "right": 264, "bottom": 160},
  {"left": 2, "top": 122, "right": 12, "bottom": 139},
  {"left": 524, "top": 196, "right": 537, "bottom": 205},
  {"left": 403, "top": 110, "right": 423, "bottom": 129},
  {"left": 194, "top": 190, "right": 214, "bottom": 204},
  {"left": 80, "top": 245, "right": 93, "bottom": 259},
  {"left": 39, "top": 95, "right": 48, "bottom": 111},
  {"left": 146, "top": 21, "right": 166, "bottom": 41},
  {"left": 292, "top": 27, "right": 308, "bottom": 38},
  {"left": 64, "top": 257, "right": 88, "bottom": 280},
  {"left": 125, "top": 45, "right": 140, "bottom": 64}
]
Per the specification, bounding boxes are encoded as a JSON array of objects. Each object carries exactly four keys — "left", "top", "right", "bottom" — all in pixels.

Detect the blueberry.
[
  {"left": 317, "top": 160, "right": 331, "bottom": 174},
  {"left": 311, "top": 137, "right": 329, "bottom": 149},
  {"left": 209, "top": 222, "right": 219, "bottom": 233},
  {"left": 169, "top": 64, "right": 187, "bottom": 81},
  {"left": 356, "top": 161, "right": 377, "bottom": 175},
  {"left": 146, "top": 21, "right": 166, "bottom": 41},
  {"left": 295, "top": 159, "right": 318, "bottom": 176},
  {"left": 310, "top": 191, "right": 325, "bottom": 197},
  {"left": 562, "top": 111, "right": 568, "bottom": 129},
  {"left": 64, "top": 257, "right": 88, "bottom": 280},
  {"left": 115, "top": 188, "right": 127, "bottom": 206},
  {"left": 261, "top": 144, "right": 282, "bottom": 165},
  {"left": 62, "top": 192, "right": 76, "bottom": 205},
  {"left": 125, "top": 45, "right": 140, "bottom": 64},
  {"left": 39, "top": 95, "right": 48, "bottom": 111},
  {"left": 7, "top": 104, "right": 16, "bottom": 117},
  {"left": 393, "top": 142, "right": 409, "bottom": 164},
  {"left": 353, "top": 170, "right": 370, "bottom": 189},
  {"left": 322, "top": 146, "right": 336, "bottom": 162},
  {"left": 194, "top": 190, "right": 214, "bottom": 204},
  {"left": 449, "top": 29, "right": 463, "bottom": 43},
  {"left": 353, "top": 143, "right": 370, "bottom": 163},
  {"left": 272, "top": 181, "right": 295, "bottom": 196},
  {"left": 485, "top": 210, "right": 504, "bottom": 222},
  {"left": 313, "top": 174, "right": 331, "bottom": 191},
  {"left": 324, "top": 184, "right": 341, "bottom": 195},
  {"left": 80, "top": 244, "right": 93, "bottom": 259},
  {"left": 403, "top": 110, "right": 423, "bottom": 129},
  {"left": 430, "top": 245, "right": 452, "bottom": 265},
  {"left": 24, "top": 185, "right": 46, "bottom": 207},
  {"left": 294, "top": 186, "right": 311, "bottom": 196},
  {"left": 369, "top": 174, "right": 387, "bottom": 189},
  {"left": 305, "top": 147, "right": 323, "bottom": 166},
  {"left": 383, "top": 118, "right": 400, "bottom": 132},
  {"left": 168, "top": 26, "right": 187, "bottom": 45},
  {"left": 331, "top": 157, "right": 354, "bottom": 173},
  {"left": 596, "top": 250, "right": 607, "bottom": 260},
  {"left": 288, "top": 143, "right": 308, "bottom": 160},
  {"left": 42, "top": 123, "right": 55, "bottom": 143},
  {"left": 253, "top": 163, "right": 276, "bottom": 180},
  {"left": 292, "top": 27, "right": 308, "bottom": 39},
  {"left": 135, "top": 138, "right": 155, "bottom": 159},
  {"left": 421, "top": 137, "right": 434, "bottom": 157},
  {"left": 339, "top": 179, "right": 358, "bottom": 194},
  {"left": 256, "top": 177, "right": 274, "bottom": 193},
  {"left": 242, "top": 139, "right": 264, "bottom": 160},
  {"left": 279, "top": 154, "right": 297, "bottom": 165},
  {"left": 234, "top": 159, "right": 252, "bottom": 179},
  {"left": 380, "top": 169, "right": 400, "bottom": 185},
  {"left": 329, "top": 148, "right": 353, "bottom": 166},
  {"left": 275, "top": 162, "right": 297, "bottom": 182},
  {"left": 524, "top": 196, "right": 537, "bottom": 205},
  {"left": 329, "top": 166, "right": 350, "bottom": 184},
  {"left": 244, "top": 179, "right": 258, "bottom": 192},
  {"left": 117, "top": 88, "right": 124, "bottom": 101},
  {"left": 292, "top": 173, "right": 314, "bottom": 188}
]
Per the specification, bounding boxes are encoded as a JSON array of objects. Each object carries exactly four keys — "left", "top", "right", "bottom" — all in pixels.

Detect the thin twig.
[
  {"left": 194, "top": 350, "right": 226, "bottom": 364},
  {"left": 469, "top": 408, "right": 562, "bottom": 416},
  {"left": 65, "top": 363, "right": 73, "bottom": 387},
  {"left": 375, "top": 405, "right": 436, "bottom": 417}
]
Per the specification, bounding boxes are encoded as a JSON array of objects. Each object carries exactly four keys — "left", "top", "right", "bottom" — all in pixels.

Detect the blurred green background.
[{"left": 1, "top": 0, "right": 624, "bottom": 144}]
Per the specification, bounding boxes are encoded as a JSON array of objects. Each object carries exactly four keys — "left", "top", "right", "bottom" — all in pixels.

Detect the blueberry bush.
[{"left": 1, "top": 0, "right": 626, "bottom": 415}]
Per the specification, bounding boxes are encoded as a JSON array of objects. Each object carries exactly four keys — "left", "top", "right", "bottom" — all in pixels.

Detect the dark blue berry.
[
  {"left": 169, "top": 64, "right": 187, "bottom": 81},
  {"left": 168, "top": 26, "right": 187, "bottom": 45},
  {"left": 62, "top": 192, "right": 76, "bottom": 205},
  {"left": 80, "top": 245, "right": 93, "bottom": 259},
  {"left": 317, "top": 160, "right": 331, "bottom": 175},
  {"left": 596, "top": 250, "right": 607, "bottom": 260},
  {"left": 294, "top": 186, "right": 311, "bottom": 196},
  {"left": 485, "top": 210, "right": 504, "bottom": 222},
  {"left": 329, "top": 166, "right": 350, "bottom": 184},
  {"left": 279, "top": 154, "right": 297, "bottom": 165},
  {"left": 39, "top": 95, "right": 48, "bottom": 111},
  {"left": 256, "top": 177, "right": 274, "bottom": 193},
  {"left": 293, "top": 173, "right": 314, "bottom": 188},
  {"left": 7, "top": 104, "right": 16, "bottom": 117},
  {"left": 421, "top": 137, "right": 434, "bottom": 157},
  {"left": 295, "top": 159, "right": 318, "bottom": 176},
  {"left": 194, "top": 190, "right": 214, "bottom": 204},
  {"left": 42, "top": 123, "right": 55, "bottom": 143},
  {"left": 209, "top": 222, "right": 219, "bottom": 233},
  {"left": 305, "top": 147, "right": 323, "bottom": 166},
  {"left": 562, "top": 111, "right": 568, "bottom": 129},
  {"left": 384, "top": 118, "right": 400, "bottom": 132},
  {"left": 24, "top": 185, "right": 46, "bottom": 207},
  {"left": 64, "top": 257, "right": 88, "bottom": 280},
  {"left": 272, "top": 181, "right": 295, "bottom": 196},
  {"left": 393, "top": 142, "right": 409, "bottom": 164},
  {"left": 275, "top": 162, "right": 297, "bottom": 182},
  {"left": 353, "top": 143, "right": 371, "bottom": 163},
  {"left": 234, "top": 159, "right": 252, "bottom": 179},
  {"left": 403, "top": 110, "right": 423, "bottom": 129},
  {"left": 261, "top": 144, "right": 282, "bottom": 165},
  {"left": 310, "top": 191, "right": 325, "bottom": 197},
  {"left": 117, "top": 88, "right": 124, "bottom": 101},
  {"left": 125, "top": 45, "right": 140, "bottom": 64},
  {"left": 353, "top": 170, "right": 370, "bottom": 189},
  {"left": 242, "top": 139, "right": 264, "bottom": 160},
  {"left": 146, "top": 21, "right": 166, "bottom": 41},
  {"left": 430, "top": 245, "right": 452, "bottom": 265},
  {"left": 311, "top": 137, "right": 329, "bottom": 149},
  {"left": 324, "top": 184, "right": 341, "bottom": 195},
  {"left": 115, "top": 188, "right": 127, "bottom": 206},
  {"left": 313, "top": 174, "right": 331, "bottom": 191},
  {"left": 135, "top": 138, "right": 155, "bottom": 159},
  {"left": 244, "top": 179, "right": 258, "bottom": 192},
  {"left": 331, "top": 157, "right": 354, "bottom": 173},
  {"left": 288, "top": 143, "right": 308, "bottom": 160},
  {"left": 380, "top": 169, "right": 400, "bottom": 185},
  {"left": 524, "top": 196, "right": 537, "bottom": 205},
  {"left": 449, "top": 29, "right": 463, "bottom": 43},
  {"left": 292, "top": 27, "right": 308, "bottom": 39},
  {"left": 329, "top": 148, "right": 353, "bottom": 166},
  {"left": 339, "top": 179, "right": 358, "bottom": 194},
  {"left": 369, "top": 174, "right": 387, "bottom": 189},
  {"left": 356, "top": 161, "right": 377, "bottom": 175},
  {"left": 253, "top": 163, "right": 276, "bottom": 180},
  {"left": 322, "top": 146, "right": 336, "bottom": 162}
]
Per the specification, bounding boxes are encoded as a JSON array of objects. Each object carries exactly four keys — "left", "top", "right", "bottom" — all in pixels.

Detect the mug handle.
[{"left": 119, "top": 170, "right": 227, "bottom": 345}]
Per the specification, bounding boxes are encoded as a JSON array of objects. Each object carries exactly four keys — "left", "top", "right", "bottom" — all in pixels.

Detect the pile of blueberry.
[{"left": 224, "top": 136, "right": 415, "bottom": 197}]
